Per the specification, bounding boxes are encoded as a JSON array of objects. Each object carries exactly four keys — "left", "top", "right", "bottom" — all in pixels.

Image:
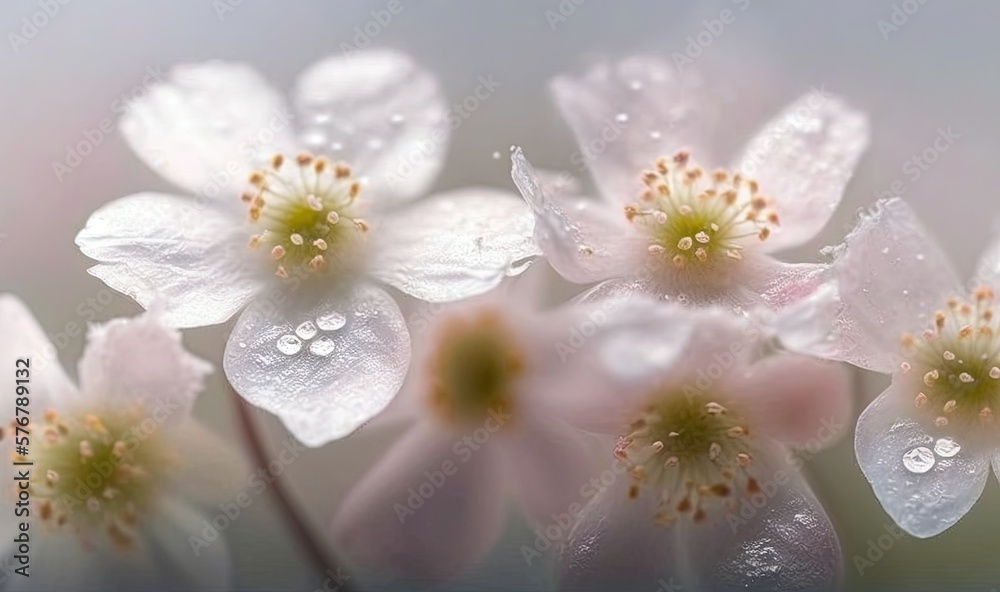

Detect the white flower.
[
  {"left": 330, "top": 282, "right": 597, "bottom": 581},
  {"left": 511, "top": 54, "right": 869, "bottom": 311},
  {"left": 75, "top": 50, "right": 538, "bottom": 447},
  {"left": 546, "top": 300, "right": 852, "bottom": 591},
  {"left": 0, "top": 295, "right": 242, "bottom": 591},
  {"left": 778, "top": 197, "right": 1000, "bottom": 538}
]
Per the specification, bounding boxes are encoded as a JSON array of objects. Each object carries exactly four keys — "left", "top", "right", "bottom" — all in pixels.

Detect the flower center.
[
  {"left": 901, "top": 285, "right": 1000, "bottom": 430},
  {"left": 244, "top": 152, "right": 369, "bottom": 279},
  {"left": 614, "top": 389, "right": 758, "bottom": 525},
  {"left": 22, "top": 406, "right": 177, "bottom": 549},
  {"left": 426, "top": 309, "right": 524, "bottom": 426},
  {"left": 624, "top": 150, "right": 779, "bottom": 275}
]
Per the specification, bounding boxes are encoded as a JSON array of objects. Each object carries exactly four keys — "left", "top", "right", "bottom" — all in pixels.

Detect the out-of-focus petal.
[
  {"left": 223, "top": 283, "right": 409, "bottom": 447},
  {"left": 5, "top": 533, "right": 105, "bottom": 591},
  {"left": 168, "top": 419, "right": 250, "bottom": 504},
  {"left": 330, "top": 423, "right": 506, "bottom": 580},
  {"left": 855, "top": 382, "right": 990, "bottom": 538},
  {"left": 498, "top": 418, "right": 597, "bottom": 525},
  {"left": 78, "top": 309, "right": 211, "bottom": 421},
  {"left": 738, "top": 354, "right": 852, "bottom": 449},
  {"left": 973, "top": 230, "right": 1000, "bottom": 289},
  {"left": 368, "top": 189, "right": 539, "bottom": 302},
  {"left": 551, "top": 55, "right": 720, "bottom": 205},
  {"left": 734, "top": 93, "right": 869, "bottom": 252},
  {"left": 294, "top": 50, "right": 448, "bottom": 206},
  {"left": 120, "top": 61, "right": 294, "bottom": 196},
  {"left": 75, "top": 192, "right": 265, "bottom": 329},
  {"left": 144, "top": 498, "right": 231, "bottom": 590},
  {"left": 511, "top": 148, "right": 641, "bottom": 283},
  {"left": 0, "top": 295, "right": 78, "bottom": 408}
]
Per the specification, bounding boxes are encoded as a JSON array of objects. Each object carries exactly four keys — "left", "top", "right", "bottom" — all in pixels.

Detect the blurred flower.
[
  {"left": 0, "top": 295, "right": 241, "bottom": 591},
  {"left": 330, "top": 280, "right": 597, "bottom": 581},
  {"left": 546, "top": 299, "right": 850, "bottom": 591},
  {"left": 778, "top": 197, "right": 1000, "bottom": 538},
  {"left": 512, "top": 54, "right": 869, "bottom": 312},
  {"left": 75, "top": 50, "right": 538, "bottom": 446}
]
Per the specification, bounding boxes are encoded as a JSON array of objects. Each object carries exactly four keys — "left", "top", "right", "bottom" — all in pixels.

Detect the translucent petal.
[
  {"left": 167, "top": 419, "right": 251, "bottom": 505},
  {"left": 294, "top": 50, "right": 448, "bottom": 205},
  {"left": 511, "top": 148, "right": 642, "bottom": 283},
  {"left": 855, "top": 382, "right": 990, "bottom": 538},
  {"left": 734, "top": 92, "right": 870, "bottom": 252},
  {"left": 551, "top": 55, "right": 721, "bottom": 205},
  {"left": 77, "top": 308, "right": 211, "bottom": 422},
  {"left": 0, "top": 295, "right": 78, "bottom": 408},
  {"left": 223, "top": 282, "right": 409, "bottom": 447},
  {"left": 143, "top": 498, "right": 232, "bottom": 590},
  {"left": 369, "top": 188, "right": 539, "bottom": 303},
  {"left": 76, "top": 192, "right": 265, "bottom": 328},
  {"left": 120, "top": 61, "right": 294, "bottom": 196},
  {"left": 330, "top": 423, "right": 506, "bottom": 580},
  {"left": 973, "top": 229, "right": 1000, "bottom": 289}
]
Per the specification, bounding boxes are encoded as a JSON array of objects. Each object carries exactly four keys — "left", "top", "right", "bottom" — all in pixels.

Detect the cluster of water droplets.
[
  {"left": 901, "top": 437, "right": 961, "bottom": 474},
  {"left": 274, "top": 311, "right": 347, "bottom": 357}
]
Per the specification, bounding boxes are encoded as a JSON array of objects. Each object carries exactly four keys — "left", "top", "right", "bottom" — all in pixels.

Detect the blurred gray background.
[{"left": 2, "top": 1, "right": 999, "bottom": 590}]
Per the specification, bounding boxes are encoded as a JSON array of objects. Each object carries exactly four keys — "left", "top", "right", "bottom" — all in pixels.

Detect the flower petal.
[
  {"left": 120, "top": 61, "right": 294, "bottom": 196},
  {"left": 223, "top": 282, "right": 409, "bottom": 447},
  {"left": 76, "top": 192, "right": 265, "bottom": 329},
  {"left": 551, "top": 55, "right": 721, "bottom": 205},
  {"left": 734, "top": 92, "right": 869, "bottom": 252},
  {"left": 0, "top": 295, "right": 78, "bottom": 408},
  {"left": 739, "top": 354, "right": 852, "bottom": 449},
  {"left": 294, "top": 50, "right": 447, "bottom": 205},
  {"left": 369, "top": 188, "right": 539, "bottom": 302},
  {"left": 167, "top": 419, "right": 250, "bottom": 505},
  {"left": 4, "top": 533, "right": 105, "bottom": 591},
  {"left": 855, "top": 382, "right": 990, "bottom": 538},
  {"left": 973, "top": 230, "right": 1000, "bottom": 289},
  {"left": 78, "top": 308, "right": 211, "bottom": 421},
  {"left": 511, "top": 148, "right": 642, "bottom": 283},
  {"left": 330, "top": 423, "right": 506, "bottom": 580},
  {"left": 143, "top": 498, "right": 232, "bottom": 590},
  {"left": 740, "top": 257, "right": 828, "bottom": 311}
]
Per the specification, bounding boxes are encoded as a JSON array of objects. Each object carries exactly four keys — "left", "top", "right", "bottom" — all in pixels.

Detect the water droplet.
[
  {"left": 309, "top": 336, "right": 335, "bottom": 356},
  {"left": 881, "top": 247, "right": 890, "bottom": 254},
  {"left": 615, "top": 113, "right": 629, "bottom": 123},
  {"left": 902, "top": 290, "right": 909, "bottom": 296},
  {"left": 902, "top": 447, "right": 935, "bottom": 473},
  {"left": 649, "top": 131, "right": 662, "bottom": 140},
  {"left": 276, "top": 334, "right": 302, "bottom": 355},
  {"left": 367, "top": 137, "right": 384, "bottom": 150},
  {"left": 916, "top": 253, "right": 925, "bottom": 261},
  {"left": 295, "top": 321, "right": 318, "bottom": 340},
  {"left": 389, "top": 113, "right": 405, "bottom": 125},
  {"left": 628, "top": 80, "right": 643, "bottom": 91},
  {"left": 302, "top": 130, "right": 327, "bottom": 147},
  {"left": 313, "top": 113, "right": 331, "bottom": 124},
  {"left": 238, "top": 342, "right": 247, "bottom": 348},
  {"left": 933, "top": 438, "right": 961, "bottom": 458},
  {"left": 330, "top": 142, "right": 344, "bottom": 152},
  {"left": 316, "top": 311, "right": 346, "bottom": 331},
  {"left": 492, "top": 151, "right": 501, "bottom": 159}
]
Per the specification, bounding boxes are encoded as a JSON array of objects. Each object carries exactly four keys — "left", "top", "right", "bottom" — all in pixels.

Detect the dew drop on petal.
[
  {"left": 492, "top": 151, "right": 501, "bottom": 159},
  {"left": 389, "top": 113, "right": 405, "bottom": 125},
  {"left": 313, "top": 113, "right": 331, "bottom": 125},
  {"left": 275, "top": 334, "right": 303, "bottom": 355},
  {"left": 330, "top": 142, "right": 344, "bottom": 152},
  {"left": 309, "top": 336, "right": 335, "bottom": 357},
  {"left": 881, "top": 247, "right": 890, "bottom": 254},
  {"left": 902, "top": 446, "right": 935, "bottom": 473},
  {"left": 615, "top": 113, "right": 629, "bottom": 123},
  {"left": 238, "top": 342, "right": 246, "bottom": 348},
  {"left": 295, "top": 320, "right": 318, "bottom": 340},
  {"left": 916, "top": 253, "right": 925, "bottom": 261},
  {"left": 649, "top": 130, "right": 662, "bottom": 140},
  {"left": 902, "top": 290, "right": 909, "bottom": 296},
  {"left": 628, "top": 80, "right": 643, "bottom": 91},
  {"left": 316, "top": 311, "right": 347, "bottom": 331},
  {"left": 367, "top": 137, "right": 384, "bottom": 150},
  {"left": 933, "top": 438, "right": 961, "bottom": 458},
  {"left": 302, "top": 130, "right": 327, "bottom": 147}
]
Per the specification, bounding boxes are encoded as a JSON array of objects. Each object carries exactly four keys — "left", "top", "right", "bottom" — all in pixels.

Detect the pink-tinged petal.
[
  {"left": 294, "top": 50, "right": 447, "bottom": 206},
  {"left": 511, "top": 148, "right": 642, "bottom": 283},
  {"left": 143, "top": 498, "right": 232, "bottom": 590},
  {"left": 75, "top": 192, "right": 265, "bottom": 329},
  {"left": 369, "top": 189, "right": 539, "bottom": 303},
  {"left": 740, "top": 257, "right": 828, "bottom": 311},
  {"left": 855, "top": 382, "right": 990, "bottom": 538},
  {"left": 551, "top": 55, "right": 720, "bottom": 205},
  {"left": 681, "top": 442, "right": 842, "bottom": 591},
  {"left": 78, "top": 308, "right": 211, "bottom": 421},
  {"left": 0, "top": 295, "right": 78, "bottom": 408},
  {"left": 223, "top": 282, "right": 409, "bottom": 447},
  {"left": 734, "top": 92, "right": 869, "bottom": 252},
  {"left": 498, "top": 418, "right": 597, "bottom": 526},
  {"left": 555, "top": 467, "right": 685, "bottom": 592},
  {"left": 120, "top": 61, "right": 294, "bottom": 196},
  {"left": 167, "top": 419, "right": 250, "bottom": 505},
  {"left": 331, "top": 423, "right": 506, "bottom": 580},
  {"left": 738, "top": 354, "right": 852, "bottom": 449}
]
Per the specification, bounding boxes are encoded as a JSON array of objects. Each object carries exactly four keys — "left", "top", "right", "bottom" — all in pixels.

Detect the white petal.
[
  {"left": 511, "top": 148, "right": 641, "bottom": 283},
  {"left": 0, "top": 295, "right": 78, "bottom": 408},
  {"left": 369, "top": 189, "right": 539, "bottom": 302},
  {"left": 143, "top": 498, "right": 232, "bottom": 590},
  {"left": 78, "top": 308, "right": 211, "bottom": 421},
  {"left": 973, "top": 229, "right": 1000, "bottom": 289},
  {"left": 294, "top": 50, "right": 447, "bottom": 205},
  {"left": 167, "top": 419, "right": 250, "bottom": 505},
  {"left": 5, "top": 532, "right": 105, "bottom": 591},
  {"left": 330, "top": 423, "right": 506, "bottom": 580},
  {"left": 498, "top": 418, "right": 597, "bottom": 525},
  {"left": 551, "top": 54, "right": 721, "bottom": 204},
  {"left": 740, "top": 258, "right": 828, "bottom": 311},
  {"left": 681, "top": 443, "right": 843, "bottom": 591},
  {"left": 120, "top": 61, "right": 294, "bottom": 196},
  {"left": 855, "top": 383, "right": 990, "bottom": 538},
  {"left": 734, "top": 93, "right": 869, "bottom": 252},
  {"left": 76, "top": 192, "right": 265, "bottom": 328},
  {"left": 223, "top": 283, "right": 409, "bottom": 447}
]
